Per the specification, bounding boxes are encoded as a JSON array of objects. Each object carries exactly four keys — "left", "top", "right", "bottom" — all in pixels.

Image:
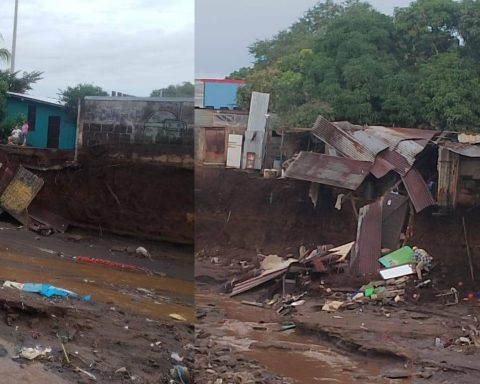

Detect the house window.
[{"left": 27, "top": 105, "right": 36, "bottom": 131}]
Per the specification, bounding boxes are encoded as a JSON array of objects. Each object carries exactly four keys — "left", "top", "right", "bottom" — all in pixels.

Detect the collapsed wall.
[{"left": 196, "top": 167, "right": 480, "bottom": 286}]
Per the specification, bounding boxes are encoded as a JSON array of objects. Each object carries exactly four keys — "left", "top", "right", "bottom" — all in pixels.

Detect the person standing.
[{"left": 20, "top": 120, "right": 29, "bottom": 146}]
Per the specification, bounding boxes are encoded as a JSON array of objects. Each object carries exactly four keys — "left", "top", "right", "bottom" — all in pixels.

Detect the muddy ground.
[
  {"left": 0, "top": 221, "right": 194, "bottom": 383},
  {"left": 195, "top": 166, "right": 480, "bottom": 384}
]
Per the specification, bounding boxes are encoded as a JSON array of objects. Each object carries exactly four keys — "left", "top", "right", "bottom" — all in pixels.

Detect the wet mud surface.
[
  {"left": 195, "top": 290, "right": 407, "bottom": 384},
  {"left": 0, "top": 222, "right": 194, "bottom": 383},
  {"left": 195, "top": 166, "right": 480, "bottom": 383}
]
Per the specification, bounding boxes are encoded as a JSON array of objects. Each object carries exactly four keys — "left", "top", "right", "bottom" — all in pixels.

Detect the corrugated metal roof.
[
  {"left": 401, "top": 167, "right": 435, "bottom": 213},
  {"left": 442, "top": 142, "right": 480, "bottom": 158},
  {"left": 7, "top": 92, "right": 64, "bottom": 107},
  {"left": 312, "top": 117, "right": 375, "bottom": 161},
  {"left": 370, "top": 153, "right": 396, "bottom": 178},
  {"left": 350, "top": 200, "right": 382, "bottom": 276},
  {"left": 376, "top": 149, "right": 411, "bottom": 176},
  {"left": 285, "top": 151, "right": 372, "bottom": 190}
]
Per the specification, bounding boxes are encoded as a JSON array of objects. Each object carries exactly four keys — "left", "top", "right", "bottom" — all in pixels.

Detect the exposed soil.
[{"left": 0, "top": 148, "right": 194, "bottom": 243}]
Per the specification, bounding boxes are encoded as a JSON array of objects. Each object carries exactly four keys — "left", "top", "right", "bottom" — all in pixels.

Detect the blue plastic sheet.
[{"left": 22, "top": 283, "right": 91, "bottom": 301}]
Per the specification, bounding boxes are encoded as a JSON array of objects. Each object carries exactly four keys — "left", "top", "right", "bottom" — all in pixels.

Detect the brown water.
[
  {"left": 0, "top": 249, "right": 194, "bottom": 322},
  {"left": 197, "top": 292, "right": 405, "bottom": 384}
]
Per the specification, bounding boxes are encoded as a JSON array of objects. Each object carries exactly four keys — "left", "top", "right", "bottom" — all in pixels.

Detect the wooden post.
[{"left": 462, "top": 216, "right": 475, "bottom": 283}]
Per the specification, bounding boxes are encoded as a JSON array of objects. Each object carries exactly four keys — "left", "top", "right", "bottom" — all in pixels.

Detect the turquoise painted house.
[{"left": 5, "top": 92, "right": 76, "bottom": 150}]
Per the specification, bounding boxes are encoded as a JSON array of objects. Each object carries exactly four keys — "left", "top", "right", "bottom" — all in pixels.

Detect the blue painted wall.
[
  {"left": 5, "top": 97, "right": 76, "bottom": 150},
  {"left": 203, "top": 82, "right": 242, "bottom": 109}
]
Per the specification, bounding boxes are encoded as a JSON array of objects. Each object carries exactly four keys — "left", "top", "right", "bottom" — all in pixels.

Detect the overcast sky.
[
  {"left": 196, "top": 0, "right": 413, "bottom": 79},
  {"left": 0, "top": 0, "right": 194, "bottom": 98}
]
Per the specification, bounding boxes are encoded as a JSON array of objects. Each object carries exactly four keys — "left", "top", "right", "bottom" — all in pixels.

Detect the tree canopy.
[
  {"left": 150, "top": 82, "right": 194, "bottom": 97},
  {"left": 58, "top": 83, "right": 109, "bottom": 121},
  {"left": 235, "top": 0, "right": 480, "bottom": 131}
]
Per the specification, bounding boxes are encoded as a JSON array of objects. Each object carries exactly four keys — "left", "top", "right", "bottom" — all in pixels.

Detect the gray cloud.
[
  {"left": 0, "top": 0, "right": 193, "bottom": 98},
  {"left": 196, "top": 0, "right": 413, "bottom": 78}
]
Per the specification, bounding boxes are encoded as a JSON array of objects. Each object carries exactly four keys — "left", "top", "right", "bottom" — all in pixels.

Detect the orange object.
[{"left": 74, "top": 256, "right": 149, "bottom": 274}]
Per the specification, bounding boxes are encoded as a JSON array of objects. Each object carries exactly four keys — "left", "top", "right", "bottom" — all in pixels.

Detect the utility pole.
[{"left": 10, "top": 0, "right": 19, "bottom": 73}]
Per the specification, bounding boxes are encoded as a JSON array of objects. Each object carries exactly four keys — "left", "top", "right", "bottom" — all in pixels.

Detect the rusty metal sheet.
[
  {"left": 27, "top": 202, "right": 71, "bottom": 233},
  {"left": 371, "top": 151, "right": 399, "bottom": 178},
  {"left": 350, "top": 200, "right": 383, "bottom": 276},
  {"left": 312, "top": 116, "right": 375, "bottom": 161},
  {"left": 367, "top": 126, "right": 438, "bottom": 148},
  {"left": 442, "top": 142, "right": 480, "bottom": 158},
  {"left": 0, "top": 166, "right": 44, "bottom": 223},
  {"left": 381, "top": 192, "right": 409, "bottom": 250},
  {"left": 401, "top": 167, "right": 435, "bottom": 213},
  {"left": 350, "top": 130, "right": 390, "bottom": 155},
  {"left": 285, "top": 151, "right": 372, "bottom": 190},
  {"left": 377, "top": 149, "right": 411, "bottom": 176},
  {"left": 389, "top": 127, "right": 440, "bottom": 141},
  {"left": 394, "top": 139, "right": 429, "bottom": 166}
]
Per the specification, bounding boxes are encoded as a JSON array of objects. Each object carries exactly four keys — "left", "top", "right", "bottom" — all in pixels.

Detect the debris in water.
[{"left": 170, "top": 313, "right": 187, "bottom": 322}]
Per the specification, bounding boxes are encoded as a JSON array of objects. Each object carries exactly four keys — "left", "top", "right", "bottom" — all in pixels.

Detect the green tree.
[
  {"left": 417, "top": 50, "right": 480, "bottom": 130},
  {"left": 0, "top": 70, "right": 43, "bottom": 93},
  {"left": 58, "top": 83, "right": 108, "bottom": 121},
  {"left": 0, "top": 33, "right": 10, "bottom": 64},
  {"left": 227, "top": 67, "right": 250, "bottom": 80},
  {"left": 150, "top": 82, "right": 194, "bottom": 97},
  {"left": 234, "top": 0, "right": 480, "bottom": 131}
]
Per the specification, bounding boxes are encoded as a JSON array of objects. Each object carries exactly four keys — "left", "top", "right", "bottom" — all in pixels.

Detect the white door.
[{"left": 226, "top": 134, "right": 243, "bottom": 168}]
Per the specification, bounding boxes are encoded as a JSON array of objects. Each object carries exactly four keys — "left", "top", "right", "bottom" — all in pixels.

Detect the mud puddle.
[
  {"left": 197, "top": 292, "right": 408, "bottom": 383},
  {"left": 0, "top": 246, "right": 194, "bottom": 322}
]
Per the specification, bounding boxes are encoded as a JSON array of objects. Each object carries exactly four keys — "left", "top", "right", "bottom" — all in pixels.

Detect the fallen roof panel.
[
  {"left": 350, "top": 200, "right": 383, "bottom": 276},
  {"left": 312, "top": 117, "right": 375, "bottom": 161},
  {"left": 401, "top": 167, "right": 435, "bottom": 213},
  {"left": 285, "top": 151, "right": 372, "bottom": 190},
  {"left": 442, "top": 142, "right": 480, "bottom": 158}
]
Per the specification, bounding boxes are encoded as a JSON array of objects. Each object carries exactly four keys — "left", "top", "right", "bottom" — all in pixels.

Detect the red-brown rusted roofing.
[
  {"left": 312, "top": 117, "right": 440, "bottom": 176},
  {"left": 373, "top": 148, "right": 411, "bottom": 177},
  {"left": 350, "top": 200, "right": 383, "bottom": 276},
  {"left": 401, "top": 167, "right": 435, "bottom": 213},
  {"left": 285, "top": 151, "right": 372, "bottom": 190}
]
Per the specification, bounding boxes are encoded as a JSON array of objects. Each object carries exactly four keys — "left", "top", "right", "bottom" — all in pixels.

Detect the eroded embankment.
[
  {"left": 36, "top": 160, "right": 193, "bottom": 243},
  {"left": 196, "top": 166, "right": 480, "bottom": 288}
]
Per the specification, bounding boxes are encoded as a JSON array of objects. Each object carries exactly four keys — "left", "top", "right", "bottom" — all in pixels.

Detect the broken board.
[
  {"left": 379, "top": 264, "right": 415, "bottom": 280},
  {"left": 0, "top": 166, "right": 44, "bottom": 224}
]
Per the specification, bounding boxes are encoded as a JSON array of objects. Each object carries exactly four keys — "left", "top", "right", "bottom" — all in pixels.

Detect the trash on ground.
[
  {"left": 169, "top": 313, "right": 187, "bottom": 322},
  {"left": 74, "top": 256, "right": 150, "bottom": 274},
  {"left": 135, "top": 246, "right": 152, "bottom": 259},
  {"left": 4, "top": 280, "right": 91, "bottom": 301},
  {"left": 16, "top": 346, "right": 52, "bottom": 360}
]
